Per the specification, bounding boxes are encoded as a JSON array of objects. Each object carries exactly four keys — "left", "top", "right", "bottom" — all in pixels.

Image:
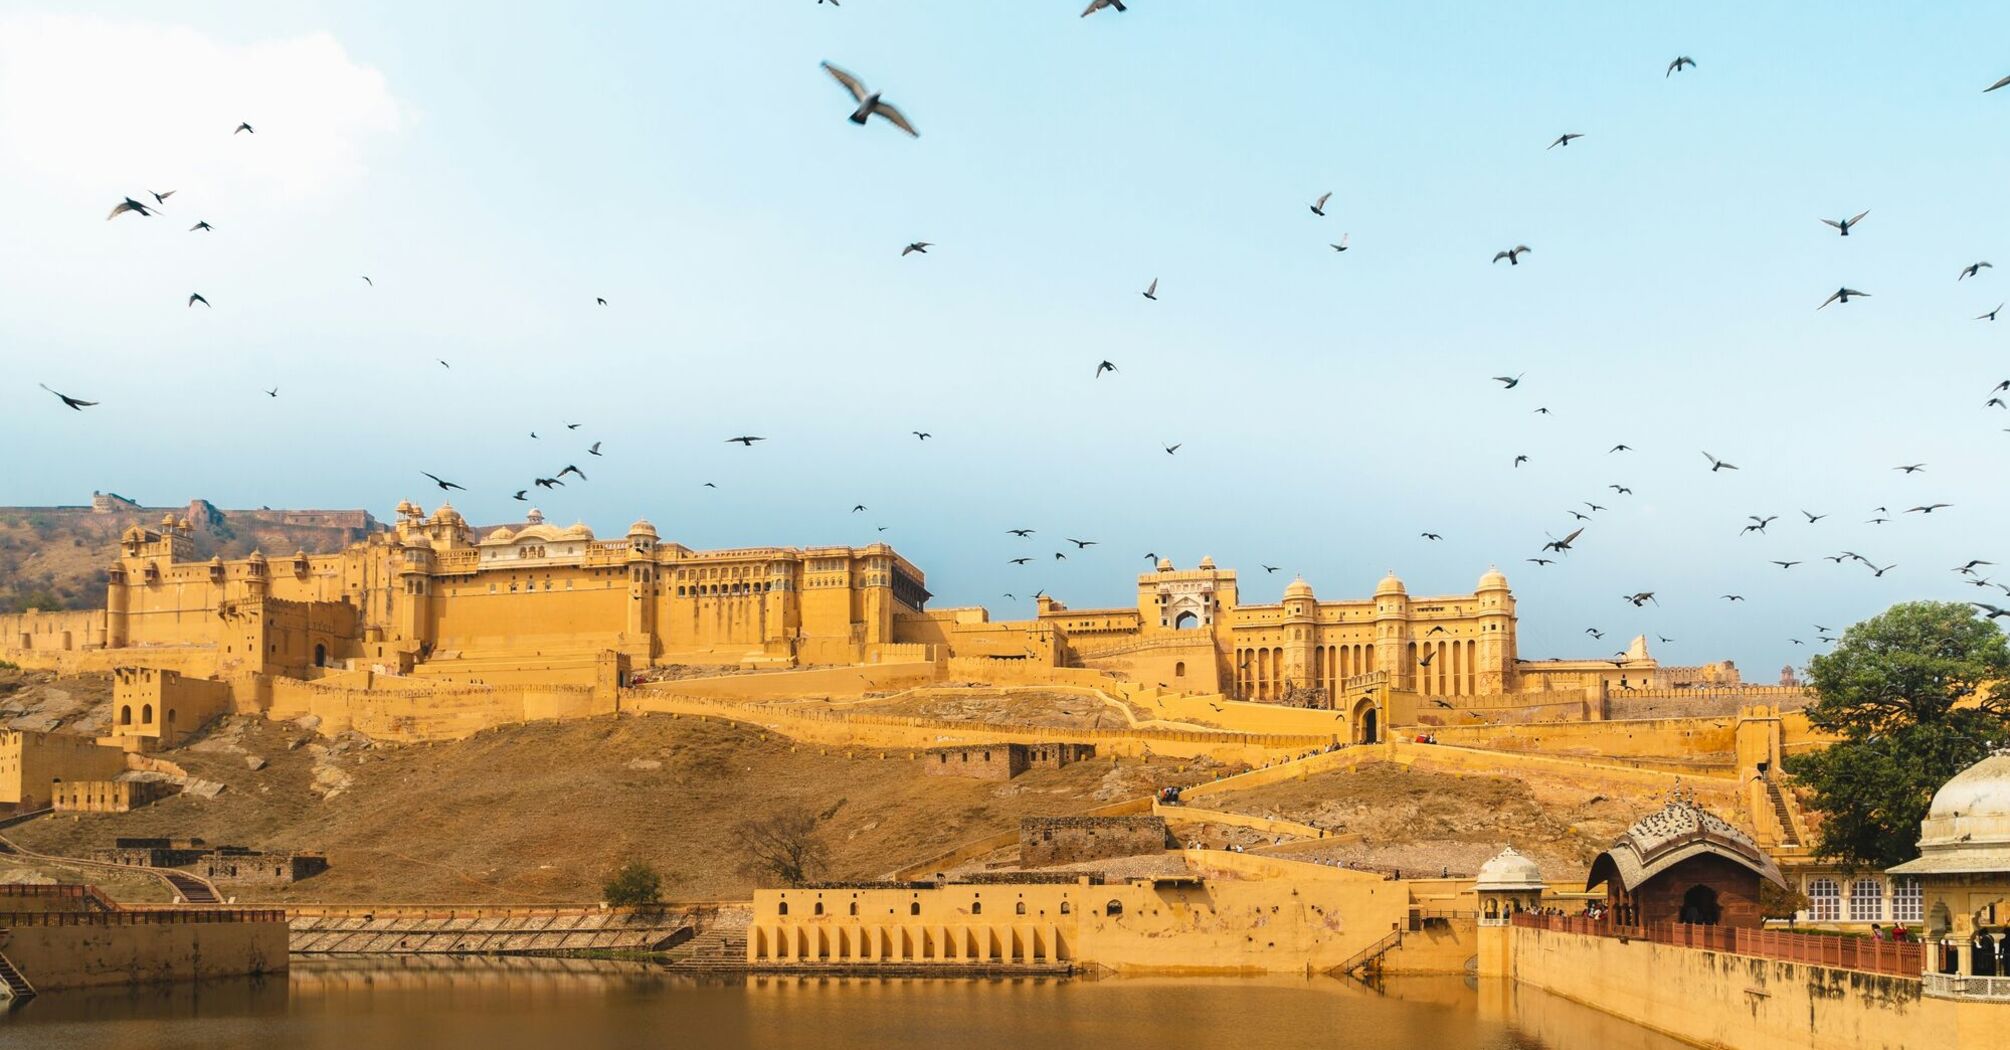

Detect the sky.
[{"left": 3, "top": 1, "right": 2008, "bottom": 676}]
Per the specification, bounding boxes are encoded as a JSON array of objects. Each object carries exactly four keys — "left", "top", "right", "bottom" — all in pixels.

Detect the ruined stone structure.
[
  {"left": 1019, "top": 816, "right": 1172, "bottom": 868},
  {"left": 199, "top": 848, "right": 328, "bottom": 885},
  {"left": 923, "top": 743, "right": 1095, "bottom": 781},
  {"left": 52, "top": 778, "right": 174, "bottom": 813}
]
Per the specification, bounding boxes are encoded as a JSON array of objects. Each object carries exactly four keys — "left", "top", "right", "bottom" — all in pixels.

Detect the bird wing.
[
  {"left": 1492, "top": 251, "right": 1510, "bottom": 262},
  {"left": 106, "top": 200, "right": 140, "bottom": 220},
  {"left": 1145, "top": 278, "right": 1157, "bottom": 295},
  {"left": 821, "top": 61, "right": 869, "bottom": 102},
  {"left": 871, "top": 101, "right": 919, "bottom": 137},
  {"left": 1820, "top": 218, "right": 1842, "bottom": 230},
  {"left": 1560, "top": 527, "right": 1584, "bottom": 546},
  {"left": 1988, "top": 75, "right": 2010, "bottom": 92},
  {"left": 1818, "top": 289, "right": 1842, "bottom": 309},
  {"left": 1314, "top": 191, "right": 1331, "bottom": 209},
  {"left": 1848, "top": 209, "right": 1869, "bottom": 226}
]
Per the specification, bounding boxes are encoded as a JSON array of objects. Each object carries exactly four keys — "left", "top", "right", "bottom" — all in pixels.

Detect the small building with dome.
[
  {"left": 1888, "top": 747, "right": 2010, "bottom": 997},
  {"left": 1586, "top": 791, "right": 1787, "bottom": 929},
  {"left": 1476, "top": 846, "right": 1546, "bottom": 925}
]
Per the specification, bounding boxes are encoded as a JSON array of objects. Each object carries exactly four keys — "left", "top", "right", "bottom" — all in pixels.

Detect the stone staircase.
[
  {"left": 164, "top": 873, "right": 220, "bottom": 904},
  {"left": 0, "top": 951, "right": 36, "bottom": 1003},
  {"left": 659, "top": 907, "right": 750, "bottom": 972},
  {"left": 1764, "top": 778, "right": 1801, "bottom": 847}
]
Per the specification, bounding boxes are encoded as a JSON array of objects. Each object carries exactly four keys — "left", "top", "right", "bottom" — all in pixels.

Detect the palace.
[{"left": 0, "top": 501, "right": 1744, "bottom": 705}]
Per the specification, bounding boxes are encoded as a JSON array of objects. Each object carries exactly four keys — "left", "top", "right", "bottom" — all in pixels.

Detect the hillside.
[{"left": 0, "top": 501, "right": 375, "bottom": 613}]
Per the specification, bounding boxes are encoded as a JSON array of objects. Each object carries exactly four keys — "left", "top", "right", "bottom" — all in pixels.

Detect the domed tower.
[
  {"left": 1373, "top": 572, "right": 1410, "bottom": 691},
  {"left": 1281, "top": 577, "right": 1317, "bottom": 697},
  {"left": 625, "top": 519, "right": 660, "bottom": 653},
  {"left": 393, "top": 532, "right": 436, "bottom": 651},
  {"left": 243, "top": 550, "right": 269, "bottom": 601},
  {"left": 1476, "top": 846, "right": 1546, "bottom": 924},
  {"left": 1474, "top": 566, "right": 1516, "bottom": 694}
]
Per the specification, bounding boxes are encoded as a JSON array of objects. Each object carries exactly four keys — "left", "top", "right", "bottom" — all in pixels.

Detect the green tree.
[
  {"left": 601, "top": 859, "right": 664, "bottom": 909},
  {"left": 1786, "top": 601, "right": 2010, "bottom": 871}
]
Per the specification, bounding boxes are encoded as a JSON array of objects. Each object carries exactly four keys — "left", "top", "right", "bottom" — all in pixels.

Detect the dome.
[
  {"left": 1155, "top": 558, "right": 1173, "bottom": 572},
  {"left": 525, "top": 508, "right": 546, "bottom": 525},
  {"left": 1375, "top": 571, "right": 1407, "bottom": 597},
  {"left": 628, "top": 519, "right": 658, "bottom": 538},
  {"left": 1587, "top": 794, "right": 1785, "bottom": 893},
  {"left": 1197, "top": 556, "right": 1215, "bottom": 569},
  {"left": 1891, "top": 749, "right": 2010, "bottom": 876},
  {"left": 484, "top": 526, "right": 517, "bottom": 544},
  {"left": 511, "top": 523, "right": 566, "bottom": 543},
  {"left": 1475, "top": 846, "right": 1545, "bottom": 892},
  {"left": 1284, "top": 577, "right": 1315, "bottom": 600},
  {"left": 561, "top": 522, "right": 595, "bottom": 541},
  {"left": 1477, "top": 566, "right": 1509, "bottom": 590},
  {"left": 246, "top": 550, "right": 266, "bottom": 563}
]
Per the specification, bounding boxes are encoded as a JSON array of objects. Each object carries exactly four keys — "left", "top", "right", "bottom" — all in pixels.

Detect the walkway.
[{"left": 0, "top": 816, "right": 224, "bottom": 905}]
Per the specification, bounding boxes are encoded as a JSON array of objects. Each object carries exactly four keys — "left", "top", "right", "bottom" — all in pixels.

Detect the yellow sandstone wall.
[
  {"left": 0, "top": 730, "right": 129, "bottom": 806},
  {"left": 0, "top": 917, "right": 288, "bottom": 990}
]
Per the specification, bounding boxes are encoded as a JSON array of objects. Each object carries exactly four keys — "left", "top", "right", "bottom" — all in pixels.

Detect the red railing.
[
  {"left": 0, "top": 909, "right": 285, "bottom": 927},
  {"left": 1511, "top": 914, "right": 1922, "bottom": 978}
]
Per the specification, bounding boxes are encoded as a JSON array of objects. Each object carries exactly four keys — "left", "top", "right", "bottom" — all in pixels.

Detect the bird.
[
  {"left": 1961, "top": 262, "right": 1994, "bottom": 281},
  {"left": 1513, "top": 455, "right": 1529, "bottom": 468},
  {"left": 1262, "top": 565, "right": 1281, "bottom": 574},
  {"left": 820, "top": 62, "right": 918, "bottom": 137},
  {"left": 1980, "top": 305, "right": 2004, "bottom": 321},
  {"left": 901, "top": 242, "right": 931, "bottom": 256},
  {"left": 1702, "top": 451, "right": 1738, "bottom": 472},
  {"left": 149, "top": 189, "right": 175, "bottom": 206},
  {"left": 557, "top": 464, "right": 588, "bottom": 480},
  {"left": 1143, "top": 553, "right": 1158, "bottom": 562},
  {"left": 1007, "top": 529, "right": 1035, "bottom": 537},
  {"left": 1609, "top": 444, "right": 1633, "bottom": 454},
  {"left": 1657, "top": 636, "right": 1674, "bottom": 645},
  {"left": 1867, "top": 517, "right": 1891, "bottom": 526},
  {"left": 1987, "top": 75, "right": 2010, "bottom": 93},
  {"left": 1095, "top": 360, "right": 1117, "bottom": 377},
  {"left": 1426, "top": 625, "right": 1446, "bottom": 636},
  {"left": 264, "top": 388, "right": 278, "bottom": 398},
  {"left": 566, "top": 422, "right": 582, "bottom": 430},
  {"left": 187, "top": 293, "right": 210, "bottom": 308},
  {"left": 1790, "top": 639, "right": 1805, "bottom": 646},
  {"left": 912, "top": 431, "right": 931, "bottom": 440},
  {"left": 1721, "top": 594, "right": 1745, "bottom": 602},
  {"left": 1421, "top": 532, "right": 1443, "bottom": 541},
  {"left": 1066, "top": 538, "right": 1097, "bottom": 549},
  {"left": 1584, "top": 502, "right": 1607, "bottom": 512},
  {"left": 512, "top": 490, "right": 528, "bottom": 501},
  {"left": 1053, "top": 552, "right": 1067, "bottom": 561},
  {"left": 37, "top": 383, "right": 97, "bottom": 410},
  {"left": 1742, "top": 515, "right": 1777, "bottom": 535},
  {"left": 1492, "top": 246, "right": 1532, "bottom": 265},
  {"left": 1081, "top": 0, "right": 1127, "bottom": 15},
  {"left": 1991, "top": 399, "right": 2008, "bottom": 409},
  {"left": 1330, "top": 235, "right": 1350, "bottom": 252},
  {"left": 1959, "top": 560, "right": 1995, "bottom": 572},
  {"left": 1624, "top": 592, "right": 1657, "bottom": 607},
  {"left": 1819, "top": 287, "right": 1869, "bottom": 309},
  {"left": 106, "top": 197, "right": 154, "bottom": 220},
  {"left": 588, "top": 441, "right": 603, "bottom": 456},
  {"left": 1666, "top": 56, "right": 1696, "bottom": 77},
  {"left": 702, "top": 482, "right": 717, "bottom": 489},
  {"left": 597, "top": 297, "right": 608, "bottom": 306},
  {"left": 1163, "top": 443, "right": 1181, "bottom": 455},
  {"left": 1142, "top": 278, "right": 1158, "bottom": 301},
  {"left": 1814, "top": 625, "right": 1832, "bottom": 633},
  {"left": 1821, "top": 210, "right": 1869, "bottom": 236},
  {"left": 1871, "top": 563, "right": 1897, "bottom": 578},
  {"left": 1309, "top": 191, "right": 1331, "bottom": 216},
  {"left": 1973, "top": 603, "right": 2010, "bottom": 620},
  {"left": 360, "top": 276, "right": 373, "bottom": 286},
  {"left": 1547, "top": 133, "right": 1584, "bottom": 149},
  {"left": 1610, "top": 485, "right": 1633, "bottom": 494},
  {"left": 534, "top": 477, "right": 564, "bottom": 489},
  {"left": 1894, "top": 463, "right": 1926, "bottom": 474},
  {"left": 1533, "top": 407, "right": 1552, "bottom": 415},
  {"left": 1772, "top": 561, "right": 1802, "bottom": 570},
  {"left": 852, "top": 505, "right": 867, "bottom": 513},
  {"left": 422, "top": 472, "right": 464, "bottom": 492},
  {"left": 1543, "top": 527, "right": 1584, "bottom": 553},
  {"left": 1418, "top": 650, "right": 1437, "bottom": 668},
  {"left": 437, "top": 360, "right": 450, "bottom": 368},
  {"left": 189, "top": 221, "right": 212, "bottom": 232},
  {"left": 1568, "top": 511, "right": 1591, "bottom": 522},
  {"left": 234, "top": 122, "right": 254, "bottom": 134},
  {"left": 727, "top": 436, "right": 766, "bottom": 446},
  {"left": 1493, "top": 374, "right": 1524, "bottom": 389},
  {"left": 1802, "top": 510, "right": 1827, "bottom": 523},
  {"left": 1906, "top": 504, "right": 1951, "bottom": 514},
  {"left": 1526, "top": 558, "right": 1554, "bottom": 567},
  {"left": 1584, "top": 628, "right": 1604, "bottom": 639}
]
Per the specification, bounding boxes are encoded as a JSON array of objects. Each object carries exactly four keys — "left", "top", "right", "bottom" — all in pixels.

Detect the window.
[
  {"left": 1016, "top": 902, "right": 1027, "bottom": 915},
  {"left": 1059, "top": 901, "right": 1070, "bottom": 915},
  {"left": 778, "top": 901, "right": 789, "bottom": 916},
  {"left": 1892, "top": 879, "right": 1922, "bottom": 923},
  {"left": 1807, "top": 878, "right": 1840, "bottom": 922},
  {"left": 814, "top": 902, "right": 824, "bottom": 916},
  {"left": 971, "top": 901, "right": 982, "bottom": 915},
  {"left": 1848, "top": 879, "right": 1884, "bottom": 922},
  {"left": 849, "top": 902, "right": 858, "bottom": 916},
  {"left": 1105, "top": 900, "right": 1124, "bottom": 917},
  {"left": 910, "top": 902, "right": 920, "bottom": 916}
]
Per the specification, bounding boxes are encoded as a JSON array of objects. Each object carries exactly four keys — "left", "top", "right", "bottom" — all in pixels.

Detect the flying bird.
[
  {"left": 1066, "top": 538, "right": 1097, "bottom": 549},
  {"left": 1494, "top": 374, "right": 1524, "bottom": 389},
  {"left": 1081, "top": 0, "right": 1127, "bottom": 15},
  {"left": 187, "top": 293, "right": 210, "bottom": 308},
  {"left": 852, "top": 505, "right": 867, "bottom": 513},
  {"left": 901, "top": 242, "right": 931, "bottom": 256},
  {"left": 1421, "top": 532, "right": 1443, "bottom": 541},
  {"left": 1533, "top": 407, "right": 1552, "bottom": 415},
  {"left": 106, "top": 197, "right": 154, "bottom": 220},
  {"left": 1973, "top": 603, "right": 2010, "bottom": 620},
  {"left": 422, "top": 472, "right": 464, "bottom": 492},
  {"left": 1007, "top": 529, "right": 1035, "bottom": 537},
  {"left": 588, "top": 441, "right": 603, "bottom": 456},
  {"left": 912, "top": 431, "right": 931, "bottom": 440},
  {"left": 149, "top": 190, "right": 175, "bottom": 206},
  {"left": 1610, "top": 485, "right": 1633, "bottom": 494},
  {"left": 727, "top": 436, "right": 766, "bottom": 446},
  {"left": 1008, "top": 558, "right": 1032, "bottom": 566},
  {"left": 1979, "top": 304, "right": 2003, "bottom": 321},
  {"left": 1053, "top": 552, "right": 1067, "bottom": 561},
  {"left": 1802, "top": 510, "right": 1827, "bottom": 523},
  {"left": 1492, "top": 246, "right": 1532, "bottom": 265},
  {"left": 1960, "top": 262, "right": 1994, "bottom": 281},
  {"left": 264, "top": 388, "right": 278, "bottom": 398},
  {"left": 1819, "top": 287, "right": 1870, "bottom": 309},
  {"left": 1772, "top": 561, "right": 1802, "bottom": 569},
  {"left": 360, "top": 276, "right": 373, "bottom": 286},
  {"left": 534, "top": 477, "right": 564, "bottom": 489},
  {"left": 234, "top": 122, "right": 254, "bottom": 134},
  {"left": 1721, "top": 594, "right": 1745, "bottom": 602},
  {"left": 1163, "top": 443, "right": 1180, "bottom": 455},
  {"left": 1095, "top": 360, "right": 1117, "bottom": 377},
  {"left": 1666, "top": 56, "right": 1696, "bottom": 76},
  {"left": 1513, "top": 455, "right": 1529, "bottom": 468},
  {"left": 1543, "top": 527, "right": 1584, "bottom": 553},
  {"left": 1987, "top": 75, "right": 2010, "bottom": 93},
  {"left": 1262, "top": 565, "right": 1281, "bottom": 574},
  {"left": 189, "top": 221, "right": 212, "bottom": 232},
  {"left": 557, "top": 464, "right": 588, "bottom": 480},
  {"left": 1894, "top": 463, "right": 1926, "bottom": 474},
  {"left": 1569, "top": 511, "right": 1591, "bottom": 521},
  {"left": 1624, "top": 592, "right": 1657, "bottom": 607},
  {"left": 1906, "top": 504, "right": 1951, "bottom": 514},
  {"left": 1142, "top": 278, "right": 1158, "bottom": 301},
  {"left": 1584, "top": 628, "right": 1604, "bottom": 639},
  {"left": 1609, "top": 444, "right": 1632, "bottom": 453},
  {"left": 820, "top": 61, "right": 918, "bottom": 136},
  {"left": 512, "top": 490, "right": 528, "bottom": 501},
  {"left": 1821, "top": 210, "right": 1869, "bottom": 236},
  {"left": 37, "top": 383, "right": 97, "bottom": 410},
  {"left": 1547, "top": 133, "right": 1584, "bottom": 149},
  {"left": 1871, "top": 563, "right": 1897, "bottom": 577},
  {"left": 566, "top": 422, "right": 581, "bottom": 430},
  {"left": 1585, "top": 502, "right": 1606, "bottom": 512},
  {"left": 1702, "top": 451, "right": 1738, "bottom": 472},
  {"left": 597, "top": 297, "right": 608, "bottom": 306},
  {"left": 1330, "top": 234, "right": 1350, "bottom": 252},
  {"left": 1309, "top": 191, "right": 1331, "bottom": 216},
  {"left": 1526, "top": 558, "right": 1554, "bottom": 566},
  {"left": 1418, "top": 650, "right": 1437, "bottom": 668}
]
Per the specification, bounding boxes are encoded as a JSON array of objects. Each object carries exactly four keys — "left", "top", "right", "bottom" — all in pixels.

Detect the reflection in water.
[{"left": 0, "top": 959, "right": 1692, "bottom": 1050}]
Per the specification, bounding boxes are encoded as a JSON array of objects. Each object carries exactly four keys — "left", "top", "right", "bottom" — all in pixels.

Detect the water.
[{"left": 0, "top": 959, "right": 1690, "bottom": 1050}]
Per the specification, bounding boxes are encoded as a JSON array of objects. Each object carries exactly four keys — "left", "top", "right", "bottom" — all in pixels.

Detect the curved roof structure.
[
  {"left": 1586, "top": 795, "right": 1786, "bottom": 893},
  {"left": 1476, "top": 846, "right": 1545, "bottom": 892},
  {"left": 1889, "top": 748, "right": 2010, "bottom": 876}
]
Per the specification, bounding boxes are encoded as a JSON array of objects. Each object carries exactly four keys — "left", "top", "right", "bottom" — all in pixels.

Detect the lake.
[{"left": 0, "top": 958, "right": 1689, "bottom": 1050}]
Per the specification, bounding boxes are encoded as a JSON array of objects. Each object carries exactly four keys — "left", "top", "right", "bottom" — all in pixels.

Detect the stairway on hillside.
[
  {"left": 164, "top": 873, "right": 220, "bottom": 904},
  {"left": 0, "top": 951, "right": 37, "bottom": 1002},
  {"left": 1764, "top": 778, "right": 1800, "bottom": 847},
  {"left": 659, "top": 909, "right": 750, "bottom": 972}
]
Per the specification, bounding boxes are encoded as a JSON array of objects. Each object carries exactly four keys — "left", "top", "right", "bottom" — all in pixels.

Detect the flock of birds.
[{"left": 33, "top": 6, "right": 2010, "bottom": 671}]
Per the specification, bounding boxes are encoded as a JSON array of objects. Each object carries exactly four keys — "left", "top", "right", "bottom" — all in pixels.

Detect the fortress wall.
[
  {"left": 1392, "top": 743, "right": 1742, "bottom": 812},
  {"left": 261, "top": 676, "right": 605, "bottom": 742},
  {"left": 1418, "top": 696, "right": 1590, "bottom": 725},
  {"left": 3, "top": 914, "right": 288, "bottom": 991},
  {"left": 890, "top": 798, "right": 1153, "bottom": 880},
  {"left": 1177, "top": 746, "right": 1379, "bottom": 801},
  {"left": 1507, "top": 925, "right": 1988, "bottom": 1050},
  {"left": 1419, "top": 717, "right": 1738, "bottom": 762},
  {"left": 1140, "top": 695, "right": 1363, "bottom": 736},
  {"left": 0, "top": 609, "right": 107, "bottom": 653},
  {"left": 942, "top": 659, "right": 1113, "bottom": 689},
  {"left": 3, "top": 645, "right": 221, "bottom": 679},
  {"left": 650, "top": 662, "right": 943, "bottom": 700},
  {"left": 1157, "top": 803, "right": 1333, "bottom": 842}
]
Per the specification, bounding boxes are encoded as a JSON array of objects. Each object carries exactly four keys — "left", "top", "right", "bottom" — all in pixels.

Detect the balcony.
[{"left": 1924, "top": 972, "right": 2010, "bottom": 1000}]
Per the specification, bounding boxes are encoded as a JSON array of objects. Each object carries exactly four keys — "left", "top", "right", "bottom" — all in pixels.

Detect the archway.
[
  {"left": 1351, "top": 698, "right": 1378, "bottom": 744},
  {"left": 1174, "top": 611, "right": 1199, "bottom": 630},
  {"left": 314, "top": 643, "right": 328, "bottom": 668},
  {"left": 1679, "top": 884, "right": 1721, "bottom": 925},
  {"left": 141, "top": 704, "right": 152, "bottom": 725},
  {"left": 119, "top": 705, "right": 132, "bottom": 726}
]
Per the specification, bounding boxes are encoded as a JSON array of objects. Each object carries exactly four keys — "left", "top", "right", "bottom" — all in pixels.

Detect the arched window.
[
  {"left": 314, "top": 643, "right": 328, "bottom": 668},
  {"left": 971, "top": 901, "right": 982, "bottom": 915},
  {"left": 910, "top": 902, "right": 921, "bottom": 916},
  {"left": 814, "top": 901, "right": 824, "bottom": 916},
  {"left": 1848, "top": 879, "right": 1884, "bottom": 922},
  {"left": 849, "top": 902, "right": 858, "bottom": 916},
  {"left": 1015, "top": 902, "right": 1026, "bottom": 915},
  {"left": 1892, "top": 878, "right": 1922, "bottom": 923},
  {"left": 1175, "top": 661, "right": 1186, "bottom": 677},
  {"left": 1484, "top": 898, "right": 1499, "bottom": 918},
  {"left": 120, "top": 705, "right": 133, "bottom": 726},
  {"left": 1060, "top": 901, "right": 1071, "bottom": 915},
  {"left": 1807, "top": 878, "right": 1841, "bottom": 922},
  {"left": 141, "top": 704, "right": 153, "bottom": 724},
  {"left": 778, "top": 901, "right": 789, "bottom": 916},
  {"left": 1105, "top": 899, "right": 1124, "bottom": 917}
]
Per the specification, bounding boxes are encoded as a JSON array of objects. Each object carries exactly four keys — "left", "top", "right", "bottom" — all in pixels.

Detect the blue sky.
[{"left": 4, "top": 1, "right": 2009, "bottom": 675}]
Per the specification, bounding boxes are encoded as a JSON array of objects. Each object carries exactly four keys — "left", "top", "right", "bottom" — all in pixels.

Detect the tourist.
[
  {"left": 1891, "top": 923, "right": 1909, "bottom": 943},
  {"left": 1870, "top": 923, "right": 1884, "bottom": 941}
]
